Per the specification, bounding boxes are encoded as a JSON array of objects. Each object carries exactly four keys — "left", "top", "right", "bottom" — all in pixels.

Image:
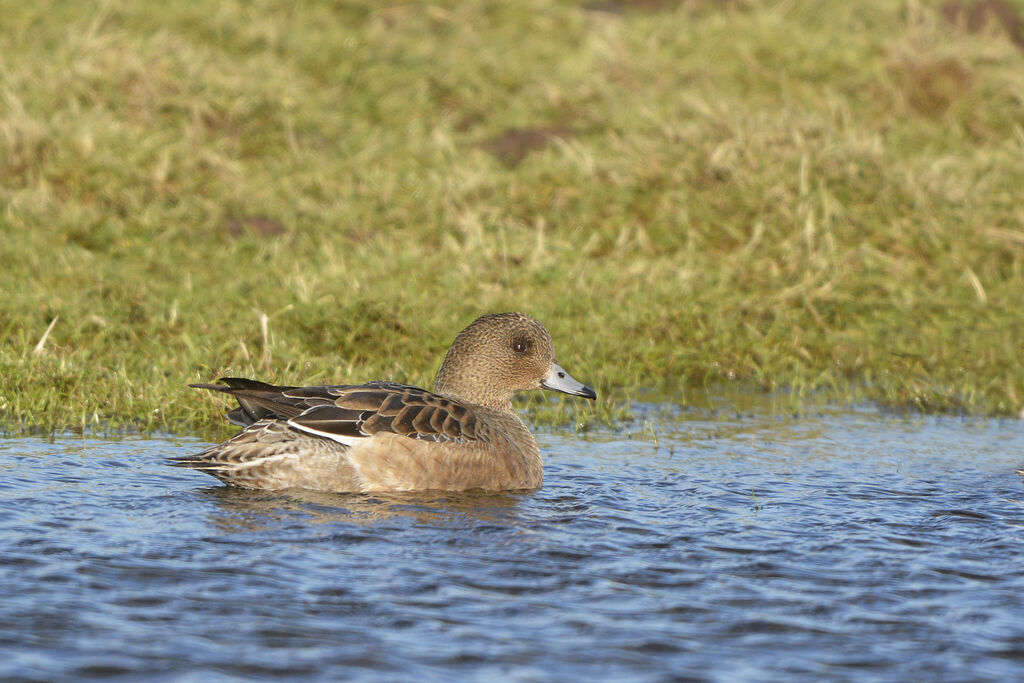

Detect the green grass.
[{"left": 2, "top": 0, "right": 1024, "bottom": 435}]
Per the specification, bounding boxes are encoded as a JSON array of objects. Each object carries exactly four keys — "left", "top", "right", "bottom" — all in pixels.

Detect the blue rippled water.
[{"left": 2, "top": 402, "right": 1024, "bottom": 681}]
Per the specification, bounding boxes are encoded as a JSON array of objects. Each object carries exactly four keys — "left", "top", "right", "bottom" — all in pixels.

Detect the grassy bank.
[{"left": 2, "top": 0, "right": 1024, "bottom": 435}]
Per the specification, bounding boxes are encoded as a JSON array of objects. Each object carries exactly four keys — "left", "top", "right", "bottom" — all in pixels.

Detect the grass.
[{"left": 1, "top": 0, "right": 1024, "bottom": 436}]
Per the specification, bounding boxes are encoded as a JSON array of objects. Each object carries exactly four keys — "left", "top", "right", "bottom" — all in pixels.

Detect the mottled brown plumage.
[{"left": 172, "top": 313, "right": 596, "bottom": 492}]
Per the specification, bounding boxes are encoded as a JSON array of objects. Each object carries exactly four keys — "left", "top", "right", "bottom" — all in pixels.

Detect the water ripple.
[{"left": 1, "top": 408, "right": 1024, "bottom": 680}]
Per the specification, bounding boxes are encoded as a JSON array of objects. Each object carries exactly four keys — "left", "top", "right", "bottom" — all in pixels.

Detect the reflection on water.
[
  {"left": 203, "top": 486, "right": 532, "bottom": 529},
  {"left": 2, "top": 400, "right": 1024, "bottom": 680}
]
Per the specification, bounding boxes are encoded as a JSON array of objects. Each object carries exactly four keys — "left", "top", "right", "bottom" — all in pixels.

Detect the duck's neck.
[
  {"left": 435, "top": 385, "right": 513, "bottom": 413},
  {"left": 434, "top": 373, "right": 514, "bottom": 412}
]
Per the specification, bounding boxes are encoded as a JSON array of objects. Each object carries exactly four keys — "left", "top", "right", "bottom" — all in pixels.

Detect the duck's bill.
[{"left": 541, "top": 363, "right": 597, "bottom": 400}]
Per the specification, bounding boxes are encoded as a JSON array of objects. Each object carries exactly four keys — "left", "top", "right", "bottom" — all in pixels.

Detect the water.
[{"left": 2, "top": 401, "right": 1024, "bottom": 681}]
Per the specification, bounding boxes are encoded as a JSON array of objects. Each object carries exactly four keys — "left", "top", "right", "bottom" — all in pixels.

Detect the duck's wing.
[
  {"left": 189, "top": 377, "right": 301, "bottom": 426},
  {"left": 190, "top": 377, "right": 489, "bottom": 445}
]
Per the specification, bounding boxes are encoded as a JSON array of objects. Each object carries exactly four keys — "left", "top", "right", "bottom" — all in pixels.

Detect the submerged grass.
[{"left": 2, "top": 0, "right": 1024, "bottom": 435}]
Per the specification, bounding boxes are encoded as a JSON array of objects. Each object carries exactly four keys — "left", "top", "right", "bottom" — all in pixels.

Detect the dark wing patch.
[
  {"left": 287, "top": 406, "right": 373, "bottom": 441},
  {"left": 328, "top": 390, "right": 390, "bottom": 411},
  {"left": 296, "top": 383, "right": 487, "bottom": 444},
  {"left": 193, "top": 378, "right": 488, "bottom": 444}
]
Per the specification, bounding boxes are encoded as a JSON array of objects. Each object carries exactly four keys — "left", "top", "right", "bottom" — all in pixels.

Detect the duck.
[{"left": 172, "top": 312, "right": 596, "bottom": 492}]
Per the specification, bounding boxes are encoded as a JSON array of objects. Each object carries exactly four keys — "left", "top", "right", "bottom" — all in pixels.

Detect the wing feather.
[{"left": 191, "top": 377, "right": 488, "bottom": 445}]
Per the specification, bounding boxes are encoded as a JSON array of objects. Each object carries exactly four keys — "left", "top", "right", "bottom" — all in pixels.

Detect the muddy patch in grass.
[{"left": 479, "top": 125, "right": 573, "bottom": 166}]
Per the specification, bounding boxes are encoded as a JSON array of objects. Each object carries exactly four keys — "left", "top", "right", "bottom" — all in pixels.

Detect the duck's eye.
[{"left": 512, "top": 340, "right": 530, "bottom": 354}]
